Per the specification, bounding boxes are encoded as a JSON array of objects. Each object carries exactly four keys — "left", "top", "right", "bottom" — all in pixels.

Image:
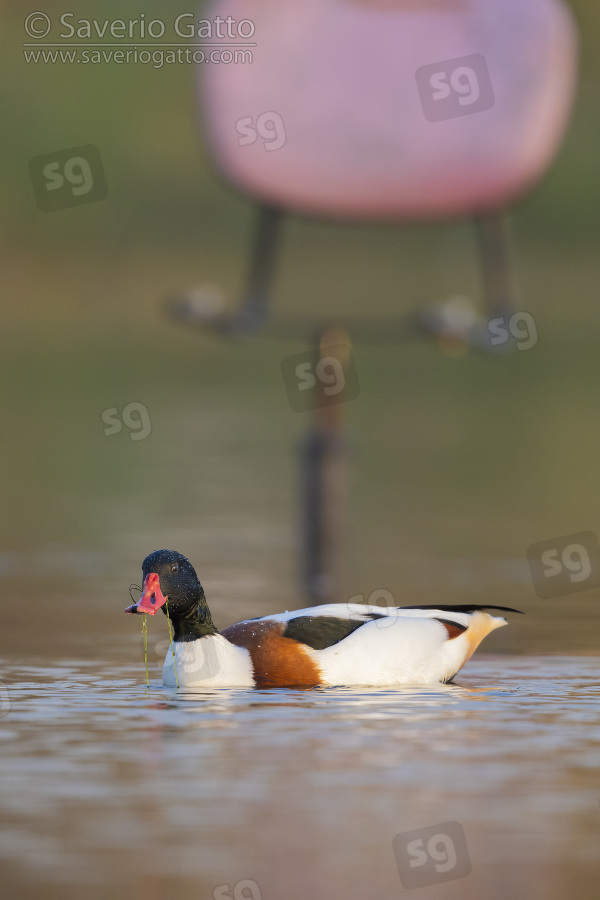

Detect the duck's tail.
[{"left": 461, "top": 610, "right": 509, "bottom": 663}]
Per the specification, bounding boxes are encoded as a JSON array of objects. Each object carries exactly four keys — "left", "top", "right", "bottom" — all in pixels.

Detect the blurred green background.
[{"left": 1, "top": 0, "right": 599, "bottom": 657}]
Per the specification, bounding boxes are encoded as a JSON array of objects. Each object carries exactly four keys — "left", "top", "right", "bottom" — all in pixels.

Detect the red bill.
[{"left": 125, "top": 573, "right": 167, "bottom": 615}]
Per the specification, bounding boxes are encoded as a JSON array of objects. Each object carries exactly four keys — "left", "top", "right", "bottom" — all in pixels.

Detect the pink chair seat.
[{"left": 200, "top": 0, "right": 577, "bottom": 220}]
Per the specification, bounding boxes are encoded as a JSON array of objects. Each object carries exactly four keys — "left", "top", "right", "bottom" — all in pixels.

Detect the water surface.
[{"left": 1, "top": 656, "right": 598, "bottom": 900}]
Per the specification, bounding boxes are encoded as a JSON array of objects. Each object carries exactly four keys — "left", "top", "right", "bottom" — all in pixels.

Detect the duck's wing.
[
  {"left": 233, "top": 603, "right": 521, "bottom": 651},
  {"left": 234, "top": 604, "right": 391, "bottom": 652}
]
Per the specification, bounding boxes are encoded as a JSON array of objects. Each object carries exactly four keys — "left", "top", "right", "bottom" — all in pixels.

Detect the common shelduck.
[{"left": 125, "top": 549, "right": 521, "bottom": 688}]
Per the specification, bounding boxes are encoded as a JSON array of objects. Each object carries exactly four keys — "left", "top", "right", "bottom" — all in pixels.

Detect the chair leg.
[
  {"left": 234, "top": 204, "right": 285, "bottom": 331},
  {"left": 476, "top": 210, "right": 517, "bottom": 321},
  {"left": 299, "top": 328, "right": 351, "bottom": 604}
]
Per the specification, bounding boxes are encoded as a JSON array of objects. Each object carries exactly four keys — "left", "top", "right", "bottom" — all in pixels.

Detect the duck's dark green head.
[{"left": 125, "top": 549, "right": 217, "bottom": 641}]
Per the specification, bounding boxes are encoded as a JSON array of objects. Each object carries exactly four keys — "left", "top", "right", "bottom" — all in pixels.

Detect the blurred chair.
[
  {"left": 186, "top": 0, "right": 577, "bottom": 338},
  {"left": 173, "top": 0, "right": 577, "bottom": 599}
]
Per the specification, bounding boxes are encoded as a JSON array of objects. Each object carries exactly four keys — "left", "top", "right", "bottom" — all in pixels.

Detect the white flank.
[
  {"left": 163, "top": 634, "right": 254, "bottom": 688},
  {"left": 315, "top": 611, "right": 507, "bottom": 686}
]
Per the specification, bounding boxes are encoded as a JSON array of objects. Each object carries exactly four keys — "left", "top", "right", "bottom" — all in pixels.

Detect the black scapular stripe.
[
  {"left": 283, "top": 616, "right": 373, "bottom": 650},
  {"left": 399, "top": 604, "right": 523, "bottom": 614}
]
